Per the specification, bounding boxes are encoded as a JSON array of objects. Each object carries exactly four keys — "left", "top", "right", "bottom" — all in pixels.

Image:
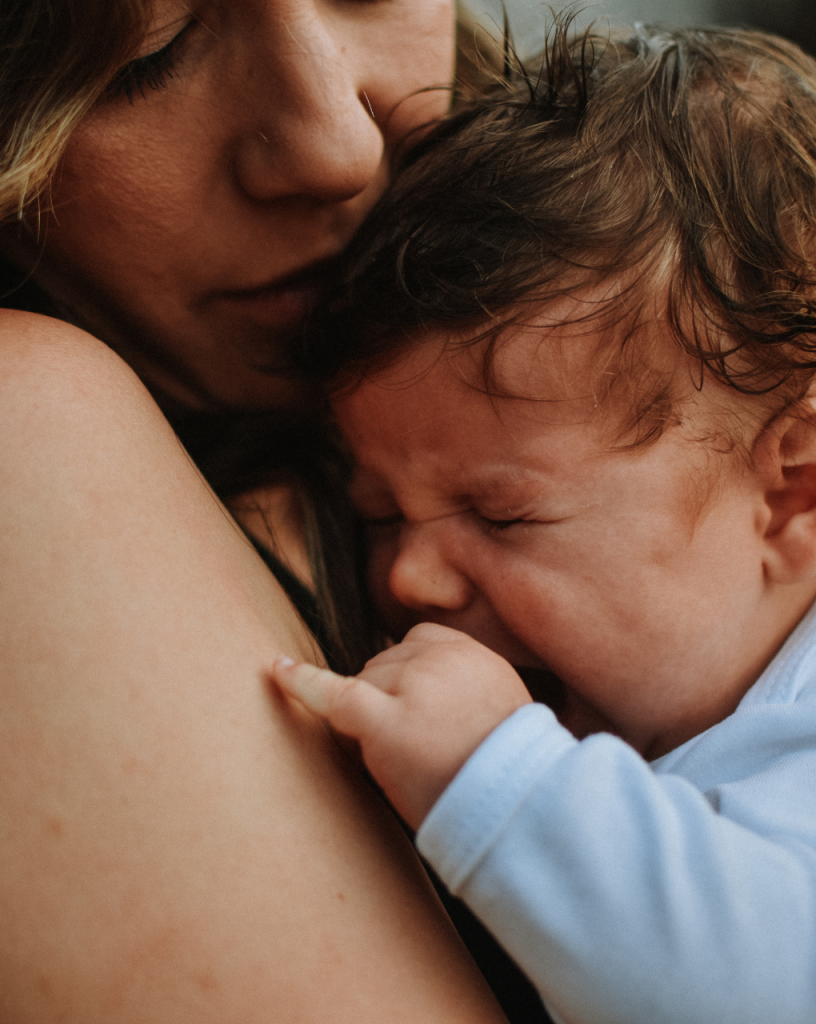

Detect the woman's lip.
[
  {"left": 214, "top": 260, "right": 334, "bottom": 327},
  {"left": 216, "top": 281, "right": 321, "bottom": 327}
]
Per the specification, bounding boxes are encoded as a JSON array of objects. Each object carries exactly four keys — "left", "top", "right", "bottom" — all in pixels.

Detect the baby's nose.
[{"left": 387, "top": 525, "right": 474, "bottom": 614}]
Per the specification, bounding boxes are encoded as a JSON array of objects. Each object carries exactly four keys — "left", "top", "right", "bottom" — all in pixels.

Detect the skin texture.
[
  {"left": 0, "top": 312, "right": 508, "bottom": 1023},
  {"left": 272, "top": 316, "right": 816, "bottom": 828},
  {"left": 0, "top": 0, "right": 455, "bottom": 409},
  {"left": 0, "top": 4, "right": 514, "bottom": 1022}
]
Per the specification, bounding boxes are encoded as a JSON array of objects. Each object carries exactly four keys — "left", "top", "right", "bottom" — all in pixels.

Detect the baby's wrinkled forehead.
[
  {"left": 334, "top": 349, "right": 591, "bottom": 525},
  {"left": 333, "top": 324, "right": 628, "bottom": 491},
  {"left": 335, "top": 289, "right": 685, "bottom": 446},
  {"left": 335, "top": 326, "right": 598, "bottom": 441},
  {"left": 332, "top": 299, "right": 761, "bottom": 515},
  {"left": 334, "top": 319, "right": 757, "bottom": 547}
]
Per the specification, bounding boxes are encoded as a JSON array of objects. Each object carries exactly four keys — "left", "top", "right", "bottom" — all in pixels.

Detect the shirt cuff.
[{"left": 416, "top": 702, "right": 578, "bottom": 893}]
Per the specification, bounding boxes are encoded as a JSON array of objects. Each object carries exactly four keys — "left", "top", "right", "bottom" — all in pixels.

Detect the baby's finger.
[
  {"left": 271, "top": 656, "right": 392, "bottom": 739},
  {"left": 272, "top": 656, "right": 351, "bottom": 716}
]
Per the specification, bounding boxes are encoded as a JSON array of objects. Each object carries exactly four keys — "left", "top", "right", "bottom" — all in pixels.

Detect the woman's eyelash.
[{"left": 106, "top": 23, "right": 192, "bottom": 104}]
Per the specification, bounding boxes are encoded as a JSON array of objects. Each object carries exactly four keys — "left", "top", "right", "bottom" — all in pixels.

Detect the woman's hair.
[
  {"left": 1, "top": 2, "right": 481, "bottom": 228},
  {"left": 311, "top": 17, "right": 816, "bottom": 445},
  {"left": 0, "top": 0, "right": 148, "bottom": 223}
]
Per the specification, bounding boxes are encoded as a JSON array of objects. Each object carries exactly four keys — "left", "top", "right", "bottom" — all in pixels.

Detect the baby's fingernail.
[{"left": 276, "top": 655, "right": 296, "bottom": 671}]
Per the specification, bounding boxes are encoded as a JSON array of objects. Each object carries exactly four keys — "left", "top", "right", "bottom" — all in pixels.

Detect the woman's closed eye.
[{"left": 105, "top": 20, "right": 195, "bottom": 104}]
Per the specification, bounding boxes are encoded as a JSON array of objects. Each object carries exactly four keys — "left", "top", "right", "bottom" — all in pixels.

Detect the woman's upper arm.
[{"left": 0, "top": 311, "right": 506, "bottom": 1023}]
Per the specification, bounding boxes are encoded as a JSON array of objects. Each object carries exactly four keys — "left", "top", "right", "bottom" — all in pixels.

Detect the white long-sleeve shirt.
[{"left": 417, "top": 602, "right": 816, "bottom": 1024}]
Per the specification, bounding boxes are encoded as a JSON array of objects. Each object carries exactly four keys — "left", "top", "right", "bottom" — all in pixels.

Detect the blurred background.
[{"left": 464, "top": 0, "right": 816, "bottom": 58}]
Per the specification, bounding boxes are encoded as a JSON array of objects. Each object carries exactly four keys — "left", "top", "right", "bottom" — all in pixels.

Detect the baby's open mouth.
[{"left": 513, "top": 665, "right": 566, "bottom": 714}]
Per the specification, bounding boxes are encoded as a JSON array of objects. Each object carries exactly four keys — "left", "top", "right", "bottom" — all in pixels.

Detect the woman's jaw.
[{"left": 0, "top": 224, "right": 342, "bottom": 411}]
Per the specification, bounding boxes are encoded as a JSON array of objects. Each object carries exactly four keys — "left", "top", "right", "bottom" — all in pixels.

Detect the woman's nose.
[
  {"left": 387, "top": 525, "right": 474, "bottom": 614},
  {"left": 234, "top": 6, "right": 385, "bottom": 204}
]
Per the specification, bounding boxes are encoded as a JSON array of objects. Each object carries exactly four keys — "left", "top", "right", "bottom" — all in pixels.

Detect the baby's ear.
[{"left": 760, "top": 401, "right": 816, "bottom": 585}]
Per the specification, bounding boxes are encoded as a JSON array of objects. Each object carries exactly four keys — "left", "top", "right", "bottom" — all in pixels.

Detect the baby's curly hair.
[{"left": 308, "top": 16, "right": 816, "bottom": 447}]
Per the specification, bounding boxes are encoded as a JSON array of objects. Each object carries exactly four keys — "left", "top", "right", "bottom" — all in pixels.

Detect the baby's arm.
[
  {"left": 273, "top": 625, "right": 816, "bottom": 1024},
  {"left": 272, "top": 621, "right": 532, "bottom": 829}
]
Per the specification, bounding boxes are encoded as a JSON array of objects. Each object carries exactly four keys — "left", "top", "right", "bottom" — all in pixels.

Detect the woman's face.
[{"left": 2, "top": 0, "right": 455, "bottom": 409}]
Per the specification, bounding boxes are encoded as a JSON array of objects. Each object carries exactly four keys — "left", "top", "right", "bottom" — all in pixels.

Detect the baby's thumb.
[
  {"left": 272, "top": 659, "right": 393, "bottom": 749},
  {"left": 271, "top": 656, "right": 387, "bottom": 745},
  {"left": 272, "top": 656, "right": 350, "bottom": 716}
]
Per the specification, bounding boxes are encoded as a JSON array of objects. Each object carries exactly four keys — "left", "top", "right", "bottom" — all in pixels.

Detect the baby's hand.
[{"left": 270, "top": 623, "right": 531, "bottom": 830}]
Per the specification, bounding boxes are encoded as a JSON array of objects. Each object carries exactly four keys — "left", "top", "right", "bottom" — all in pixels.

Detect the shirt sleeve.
[{"left": 416, "top": 702, "right": 816, "bottom": 1024}]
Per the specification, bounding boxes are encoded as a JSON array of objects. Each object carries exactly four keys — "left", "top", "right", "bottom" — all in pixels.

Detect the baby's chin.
[{"left": 513, "top": 665, "right": 566, "bottom": 714}]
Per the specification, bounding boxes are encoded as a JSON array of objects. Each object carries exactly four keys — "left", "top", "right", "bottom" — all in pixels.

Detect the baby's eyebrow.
[{"left": 461, "top": 465, "right": 543, "bottom": 495}]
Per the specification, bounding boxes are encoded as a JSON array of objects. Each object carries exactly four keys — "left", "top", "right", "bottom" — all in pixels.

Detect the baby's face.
[{"left": 334, "top": 327, "right": 771, "bottom": 758}]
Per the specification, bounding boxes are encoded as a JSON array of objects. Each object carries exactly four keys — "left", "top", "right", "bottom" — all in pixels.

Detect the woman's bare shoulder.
[
  {"left": 0, "top": 309, "right": 147, "bottom": 402},
  {"left": 0, "top": 309, "right": 176, "bottom": 497},
  {"left": 0, "top": 313, "right": 506, "bottom": 1024},
  {"left": 0, "top": 307, "right": 116, "bottom": 354}
]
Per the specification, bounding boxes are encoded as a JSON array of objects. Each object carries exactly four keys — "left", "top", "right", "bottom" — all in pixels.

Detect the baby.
[{"left": 274, "top": 23, "right": 816, "bottom": 1024}]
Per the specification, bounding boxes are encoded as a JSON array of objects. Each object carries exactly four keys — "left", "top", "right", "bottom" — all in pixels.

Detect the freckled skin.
[{"left": 0, "top": 0, "right": 455, "bottom": 411}]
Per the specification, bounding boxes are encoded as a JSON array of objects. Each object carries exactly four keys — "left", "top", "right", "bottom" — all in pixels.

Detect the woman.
[{"left": 0, "top": 2, "right": 511, "bottom": 1020}]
